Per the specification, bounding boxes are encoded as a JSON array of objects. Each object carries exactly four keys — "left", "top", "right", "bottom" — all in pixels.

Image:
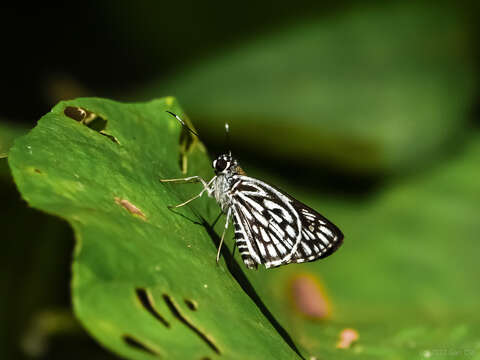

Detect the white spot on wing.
[
  {"left": 260, "top": 227, "right": 271, "bottom": 243},
  {"left": 276, "top": 242, "right": 287, "bottom": 255},
  {"left": 268, "top": 210, "right": 283, "bottom": 223},
  {"left": 271, "top": 231, "right": 292, "bottom": 247},
  {"left": 267, "top": 244, "right": 277, "bottom": 257},
  {"left": 252, "top": 210, "right": 269, "bottom": 227},
  {"left": 269, "top": 222, "right": 285, "bottom": 239},
  {"left": 302, "top": 242, "right": 312, "bottom": 255},
  {"left": 238, "top": 192, "right": 265, "bottom": 212},
  {"left": 257, "top": 241, "right": 266, "bottom": 256},
  {"left": 264, "top": 199, "right": 293, "bottom": 223},
  {"left": 304, "top": 229, "right": 315, "bottom": 240},
  {"left": 320, "top": 225, "right": 334, "bottom": 238},
  {"left": 285, "top": 225, "right": 296, "bottom": 238},
  {"left": 237, "top": 203, "right": 253, "bottom": 220},
  {"left": 317, "top": 233, "right": 330, "bottom": 247}
]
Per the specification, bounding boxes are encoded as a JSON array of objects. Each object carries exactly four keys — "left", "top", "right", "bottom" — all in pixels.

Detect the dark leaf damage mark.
[
  {"left": 122, "top": 335, "right": 160, "bottom": 357},
  {"left": 162, "top": 294, "right": 221, "bottom": 355},
  {"left": 135, "top": 288, "right": 170, "bottom": 327},
  {"left": 184, "top": 299, "right": 198, "bottom": 311}
]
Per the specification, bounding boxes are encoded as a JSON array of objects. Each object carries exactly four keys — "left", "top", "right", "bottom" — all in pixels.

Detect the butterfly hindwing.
[
  {"left": 230, "top": 175, "right": 343, "bottom": 269},
  {"left": 290, "top": 198, "right": 344, "bottom": 263},
  {"left": 232, "top": 210, "right": 259, "bottom": 269}
]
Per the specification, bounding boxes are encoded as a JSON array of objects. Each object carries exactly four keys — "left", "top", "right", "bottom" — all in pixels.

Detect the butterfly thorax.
[
  {"left": 211, "top": 153, "right": 245, "bottom": 213},
  {"left": 212, "top": 174, "right": 234, "bottom": 212}
]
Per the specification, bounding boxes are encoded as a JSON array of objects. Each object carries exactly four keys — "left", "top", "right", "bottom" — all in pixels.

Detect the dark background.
[{"left": 1, "top": 1, "right": 355, "bottom": 124}]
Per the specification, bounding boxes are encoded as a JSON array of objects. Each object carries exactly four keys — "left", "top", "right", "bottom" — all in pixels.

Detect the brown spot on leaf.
[
  {"left": 290, "top": 273, "right": 331, "bottom": 319},
  {"left": 336, "top": 328, "right": 359, "bottom": 349},
  {"left": 115, "top": 198, "right": 146, "bottom": 220}
]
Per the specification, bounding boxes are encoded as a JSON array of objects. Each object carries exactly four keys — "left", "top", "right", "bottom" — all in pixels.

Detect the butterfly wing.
[
  {"left": 289, "top": 197, "right": 344, "bottom": 263},
  {"left": 230, "top": 175, "right": 343, "bottom": 269}
]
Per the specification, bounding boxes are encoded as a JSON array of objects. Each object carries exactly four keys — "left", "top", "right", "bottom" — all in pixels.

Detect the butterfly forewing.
[{"left": 230, "top": 175, "right": 343, "bottom": 269}]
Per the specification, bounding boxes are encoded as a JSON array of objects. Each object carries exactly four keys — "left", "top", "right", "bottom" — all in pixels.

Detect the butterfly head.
[{"left": 213, "top": 152, "right": 245, "bottom": 175}]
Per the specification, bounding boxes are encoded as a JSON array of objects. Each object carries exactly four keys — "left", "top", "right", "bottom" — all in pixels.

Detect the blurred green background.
[{"left": 1, "top": 1, "right": 479, "bottom": 359}]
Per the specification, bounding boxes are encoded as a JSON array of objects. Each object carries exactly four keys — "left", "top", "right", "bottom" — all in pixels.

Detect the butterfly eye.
[{"left": 215, "top": 158, "right": 228, "bottom": 172}]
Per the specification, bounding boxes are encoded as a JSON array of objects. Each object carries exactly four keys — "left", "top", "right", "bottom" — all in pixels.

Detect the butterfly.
[{"left": 161, "top": 111, "right": 344, "bottom": 269}]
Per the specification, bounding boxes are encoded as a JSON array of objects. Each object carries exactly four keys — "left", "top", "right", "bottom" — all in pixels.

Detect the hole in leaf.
[
  {"left": 115, "top": 197, "right": 146, "bottom": 220},
  {"left": 135, "top": 288, "right": 170, "bottom": 327},
  {"left": 162, "top": 294, "right": 221, "bottom": 354},
  {"left": 64, "top": 106, "right": 88, "bottom": 122},
  {"left": 99, "top": 131, "right": 119, "bottom": 143},
  {"left": 63, "top": 106, "right": 119, "bottom": 144},
  {"left": 122, "top": 335, "right": 159, "bottom": 356},
  {"left": 184, "top": 299, "right": 198, "bottom": 311}
]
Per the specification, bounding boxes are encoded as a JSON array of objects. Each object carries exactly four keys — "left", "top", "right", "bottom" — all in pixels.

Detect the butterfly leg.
[
  {"left": 160, "top": 176, "right": 216, "bottom": 208},
  {"left": 216, "top": 208, "right": 231, "bottom": 263},
  {"left": 168, "top": 191, "right": 204, "bottom": 209},
  {"left": 160, "top": 175, "right": 211, "bottom": 188}
]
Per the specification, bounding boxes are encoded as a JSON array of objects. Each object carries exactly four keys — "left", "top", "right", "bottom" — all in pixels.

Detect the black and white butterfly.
[{"left": 161, "top": 112, "right": 344, "bottom": 269}]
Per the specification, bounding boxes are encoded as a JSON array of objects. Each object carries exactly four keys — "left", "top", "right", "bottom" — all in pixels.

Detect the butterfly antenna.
[
  {"left": 225, "top": 122, "right": 231, "bottom": 154},
  {"left": 166, "top": 111, "right": 199, "bottom": 137}
]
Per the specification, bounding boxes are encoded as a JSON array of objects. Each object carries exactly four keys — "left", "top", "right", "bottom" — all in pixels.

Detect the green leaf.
[
  {"left": 8, "top": 97, "right": 301, "bottom": 360},
  {"left": 9, "top": 96, "right": 480, "bottom": 359},
  {"left": 142, "top": 2, "right": 476, "bottom": 175},
  {"left": 0, "top": 120, "right": 29, "bottom": 161},
  {"left": 240, "top": 136, "right": 480, "bottom": 358},
  {"left": 0, "top": 121, "right": 29, "bottom": 180}
]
